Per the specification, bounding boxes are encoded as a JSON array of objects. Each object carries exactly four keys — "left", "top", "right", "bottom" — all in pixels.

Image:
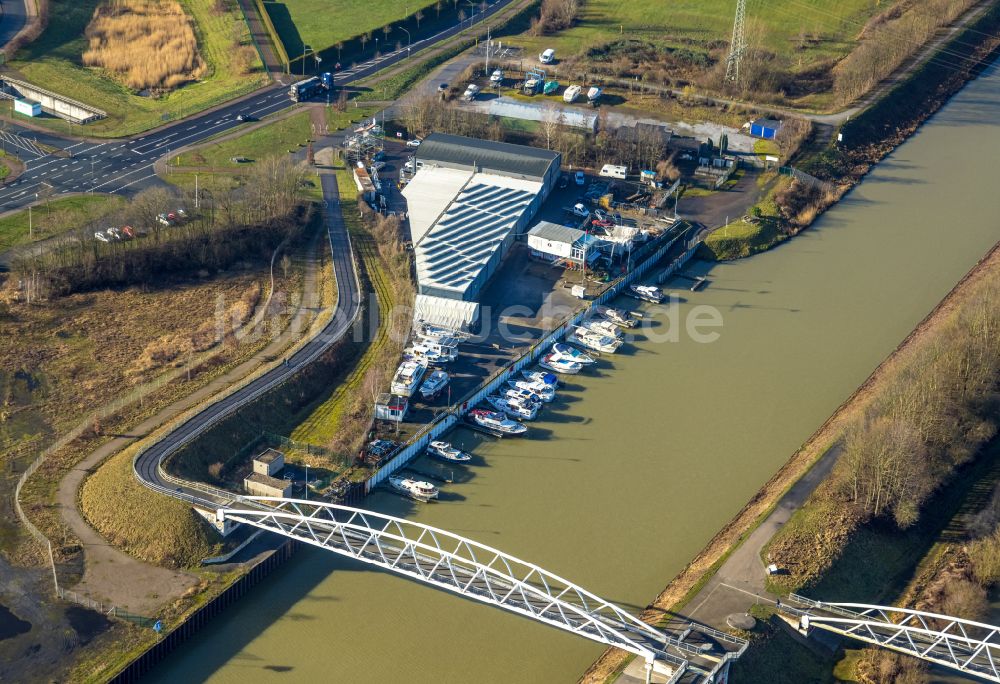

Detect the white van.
[
  {"left": 599, "top": 164, "right": 628, "bottom": 179},
  {"left": 539, "top": 48, "right": 555, "bottom": 64}
]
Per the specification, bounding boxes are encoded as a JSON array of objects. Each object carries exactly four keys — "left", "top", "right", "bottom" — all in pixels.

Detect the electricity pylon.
[{"left": 725, "top": 0, "right": 747, "bottom": 83}]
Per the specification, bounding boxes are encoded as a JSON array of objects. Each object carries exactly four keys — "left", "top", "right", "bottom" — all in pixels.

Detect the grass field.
[
  {"left": 514, "top": 0, "right": 881, "bottom": 66},
  {"left": 0, "top": 194, "right": 126, "bottom": 253},
  {"left": 172, "top": 111, "right": 313, "bottom": 168},
  {"left": 9, "top": 0, "right": 267, "bottom": 137},
  {"left": 264, "top": 0, "right": 437, "bottom": 58}
]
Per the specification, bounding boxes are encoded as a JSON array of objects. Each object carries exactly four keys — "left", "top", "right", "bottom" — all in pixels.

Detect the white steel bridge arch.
[
  {"left": 218, "top": 498, "right": 745, "bottom": 682},
  {"left": 789, "top": 594, "right": 1000, "bottom": 682}
]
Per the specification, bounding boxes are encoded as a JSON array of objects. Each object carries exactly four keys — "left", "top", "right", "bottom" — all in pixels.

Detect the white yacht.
[
  {"left": 468, "top": 409, "right": 528, "bottom": 436},
  {"left": 388, "top": 475, "right": 439, "bottom": 502},
  {"left": 390, "top": 360, "right": 427, "bottom": 397},
  {"left": 486, "top": 394, "right": 539, "bottom": 421},
  {"left": 490, "top": 69, "right": 504, "bottom": 85},
  {"left": 629, "top": 284, "right": 664, "bottom": 303},
  {"left": 551, "top": 341, "right": 596, "bottom": 364},
  {"left": 563, "top": 84, "right": 582, "bottom": 103},
  {"left": 595, "top": 305, "right": 638, "bottom": 328},
  {"left": 426, "top": 441, "right": 472, "bottom": 463},
  {"left": 507, "top": 379, "right": 556, "bottom": 402},
  {"left": 569, "top": 328, "right": 622, "bottom": 354},
  {"left": 581, "top": 319, "right": 623, "bottom": 339},
  {"left": 416, "top": 322, "right": 466, "bottom": 341},
  {"left": 587, "top": 86, "right": 602, "bottom": 105},
  {"left": 521, "top": 370, "right": 559, "bottom": 387},
  {"left": 419, "top": 370, "right": 449, "bottom": 400},
  {"left": 539, "top": 353, "right": 582, "bottom": 375},
  {"left": 405, "top": 344, "right": 454, "bottom": 365}
]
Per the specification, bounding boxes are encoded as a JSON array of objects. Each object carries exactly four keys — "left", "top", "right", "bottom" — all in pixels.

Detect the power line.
[{"left": 726, "top": 0, "right": 748, "bottom": 83}]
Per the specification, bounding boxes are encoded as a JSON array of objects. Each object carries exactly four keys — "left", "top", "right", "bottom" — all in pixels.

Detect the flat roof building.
[
  {"left": 252, "top": 448, "right": 285, "bottom": 477},
  {"left": 244, "top": 472, "right": 292, "bottom": 498},
  {"left": 527, "top": 221, "right": 602, "bottom": 266},
  {"left": 402, "top": 133, "right": 561, "bottom": 330}
]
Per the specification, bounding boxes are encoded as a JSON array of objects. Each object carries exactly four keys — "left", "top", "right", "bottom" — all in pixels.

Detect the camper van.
[
  {"left": 599, "top": 164, "right": 628, "bottom": 180},
  {"left": 539, "top": 48, "right": 555, "bottom": 64}
]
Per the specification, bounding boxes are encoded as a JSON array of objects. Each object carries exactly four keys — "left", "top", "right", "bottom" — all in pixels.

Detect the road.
[{"left": 0, "top": 0, "right": 517, "bottom": 214}]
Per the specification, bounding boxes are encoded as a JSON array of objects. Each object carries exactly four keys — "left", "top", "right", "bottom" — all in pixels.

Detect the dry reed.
[{"left": 82, "top": 0, "right": 206, "bottom": 92}]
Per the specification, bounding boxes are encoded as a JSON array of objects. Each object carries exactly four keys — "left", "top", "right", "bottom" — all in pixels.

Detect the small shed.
[
  {"left": 244, "top": 472, "right": 292, "bottom": 498},
  {"left": 375, "top": 392, "right": 408, "bottom": 422},
  {"left": 252, "top": 448, "right": 285, "bottom": 477},
  {"left": 14, "top": 99, "right": 41, "bottom": 117},
  {"left": 750, "top": 118, "right": 781, "bottom": 140}
]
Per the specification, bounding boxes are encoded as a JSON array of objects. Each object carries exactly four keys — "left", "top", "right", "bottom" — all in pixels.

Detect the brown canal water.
[{"left": 146, "top": 61, "right": 1000, "bottom": 683}]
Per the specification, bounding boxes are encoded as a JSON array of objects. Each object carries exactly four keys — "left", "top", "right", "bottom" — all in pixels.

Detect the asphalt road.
[
  {"left": 120, "top": 0, "right": 517, "bottom": 507},
  {"left": 0, "top": 0, "right": 28, "bottom": 51},
  {"left": 0, "top": 0, "right": 516, "bottom": 214}
]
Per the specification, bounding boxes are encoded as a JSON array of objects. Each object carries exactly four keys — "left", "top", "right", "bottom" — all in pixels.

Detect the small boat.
[
  {"left": 543, "top": 80, "right": 559, "bottom": 95},
  {"left": 521, "top": 370, "right": 559, "bottom": 387},
  {"left": 587, "top": 86, "right": 602, "bottom": 105},
  {"left": 508, "top": 379, "right": 556, "bottom": 402},
  {"left": 426, "top": 441, "right": 472, "bottom": 463},
  {"left": 569, "top": 329, "right": 622, "bottom": 354},
  {"left": 416, "top": 322, "right": 467, "bottom": 341},
  {"left": 419, "top": 369, "right": 449, "bottom": 400},
  {"left": 489, "top": 69, "right": 504, "bottom": 85},
  {"left": 539, "top": 353, "right": 582, "bottom": 375},
  {"left": 468, "top": 409, "right": 528, "bottom": 436},
  {"left": 595, "top": 305, "right": 638, "bottom": 328},
  {"left": 405, "top": 344, "right": 455, "bottom": 365},
  {"left": 388, "top": 475, "right": 439, "bottom": 502},
  {"left": 390, "top": 360, "right": 426, "bottom": 397},
  {"left": 581, "top": 319, "right": 623, "bottom": 339},
  {"left": 551, "top": 341, "right": 596, "bottom": 364},
  {"left": 504, "top": 387, "right": 544, "bottom": 408},
  {"left": 486, "top": 394, "right": 539, "bottom": 421},
  {"left": 629, "top": 284, "right": 664, "bottom": 304},
  {"left": 563, "top": 84, "right": 582, "bottom": 103},
  {"left": 524, "top": 77, "right": 540, "bottom": 94},
  {"left": 463, "top": 83, "right": 480, "bottom": 101}
]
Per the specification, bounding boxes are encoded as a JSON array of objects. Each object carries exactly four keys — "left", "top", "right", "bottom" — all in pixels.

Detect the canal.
[{"left": 146, "top": 60, "right": 1000, "bottom": 683}]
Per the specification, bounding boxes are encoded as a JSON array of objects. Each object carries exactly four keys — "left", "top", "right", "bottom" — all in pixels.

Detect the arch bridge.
[
  {"left": 218, "top": 498, "right": 747, "bottom": 684},
  {"left": 786, "top": 594, "right": 1000, "bottom": 682}
]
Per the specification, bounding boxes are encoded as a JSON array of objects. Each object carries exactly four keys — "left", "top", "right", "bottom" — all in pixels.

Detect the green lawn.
[
  {"left": 171, "top": 111, "right": 313, "bottom": 168},
  {"left": 9, "top": 0, "right": 267, "bottom": 138},
  {"left": 0, "top": 195, "right": 126, "bottom": 253},
  {"left": 514, "top": 0, "right": 881, "bottom": 72},
  {"left": 264, "top": 0, "right": 437, "bottom": 57}
]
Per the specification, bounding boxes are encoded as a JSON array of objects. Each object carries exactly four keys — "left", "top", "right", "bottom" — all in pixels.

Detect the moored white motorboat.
[
  {"left": 504, "top": 387, "right": 545, "bottom": 408},
  {"left": 468, "top": 409, "right": 528, "bottom": 435},
  {"left": 521, "top": 370, "right": 559, "bottom": 388},
  {"left": 595, "top": 304, "right": 638, "bottom": 328},
  {"left": 629, "top": 284, "right": 664, "bottom": 303},
  {"left": 390, "top": 360, "right": 427, "bottom": 397},
  {"left": 539, "top": 353, "right": 582, "bottom": 375},
  {"left": 569, "top": 328, "right": 622, "bottom": 354},
  {"left": 563, "top": 84, "right": 582, "bottom": 103},
  {"left": 419, "top": 369, "right": 450, "bottom": 400},
  {"left": 551, "top": 341, "right": 596, "bottom": 364},
  {"left": 507, "top": 379, "right": 556, "bottom": 402},
  {"left": 581, "top": 319, "right": 622, "bottom": 339},
  {"left": 426, "top": 440, "right": 472, "bottom": 463},
  {"left": 388, "top": 475, "right": 439, "bottom": 502},
  {"left": 486, "top": 394, "right": 539, "bottom": 421}
]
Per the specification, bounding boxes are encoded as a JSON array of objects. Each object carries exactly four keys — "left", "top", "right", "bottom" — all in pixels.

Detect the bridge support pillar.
[{"left": 644, "top": 659, "right": 653, "bottom": 684}]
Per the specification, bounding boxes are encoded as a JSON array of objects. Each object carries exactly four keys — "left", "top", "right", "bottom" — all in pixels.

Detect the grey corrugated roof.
[
  {"left": 528, "top": 221, "right": 585, "bottom": 245},
  {"left": 417, "top": 132, "right": 559, "bottom": 180}
]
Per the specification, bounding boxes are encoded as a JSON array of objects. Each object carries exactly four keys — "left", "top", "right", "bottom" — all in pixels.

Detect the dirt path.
[
  {"left": 583, "top": 239, "right": 1000, "bottom": 683},
  {"left": 54, "top": 230, "right": 327, "bottom": 614}
]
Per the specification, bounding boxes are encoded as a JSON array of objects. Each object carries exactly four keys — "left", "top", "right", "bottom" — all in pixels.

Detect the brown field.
[{"left": 82, "top": 0, "right": 206, "bottom": 92}]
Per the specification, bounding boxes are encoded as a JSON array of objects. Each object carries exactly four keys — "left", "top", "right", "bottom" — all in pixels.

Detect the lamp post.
[
  {"left": 399, "top": 27, "right": 411, "bottom": 58},
  {"left": 304, "top": 464, "right": 310, "bottom": 500}
]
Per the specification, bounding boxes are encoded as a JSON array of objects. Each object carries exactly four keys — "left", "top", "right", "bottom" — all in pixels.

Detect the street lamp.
[
  {"left": 465, "top": 0, "right": 475, "bottom": 25},
  {"left": 374, "top": 37, "right": 379, "bottom": 58},
  {"left": 399, "top": 27, "right": 411, "bottom": 58},
  {"left": 304, "top": 464, "right": 310, "bottom": 500}
]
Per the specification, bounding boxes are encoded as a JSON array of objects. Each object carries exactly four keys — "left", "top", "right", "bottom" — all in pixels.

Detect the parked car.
[
  {"left": 406, "top": 138, "right": 422, "bottom": 147},
  {"left": 574, "top": 170, "right": 585, "bottom": 186},
  {"left": 539, "top": 48, "right": 555, "bottom": 64},
  {"left": 156, "top": 213, "right": 172, "bottom": 226},
  {"left": 437, "top": 83, "right": 449, "bottom": 92},
  {"left": 121, "top": 226, "right": 135, "bottom": 239},
  {"left": 94, "top": 231, "right": 109, "bottom": 242},
  {"left": 105, "top": 227, "right": 122, "bottom": 241},
  {"left": 572, "top": 203, "right": 590, "bottom": 218},
  {"left": 558, "top": 174, "right": 569, "bottom": 189}
]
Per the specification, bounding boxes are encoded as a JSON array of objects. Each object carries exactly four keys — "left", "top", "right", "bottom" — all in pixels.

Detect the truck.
[
  {"left": 321, "top": 72, "right": 333, "bottom": 89},
  {"left": 289, "top": 76, "right": 324, "bottom": 102}
]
